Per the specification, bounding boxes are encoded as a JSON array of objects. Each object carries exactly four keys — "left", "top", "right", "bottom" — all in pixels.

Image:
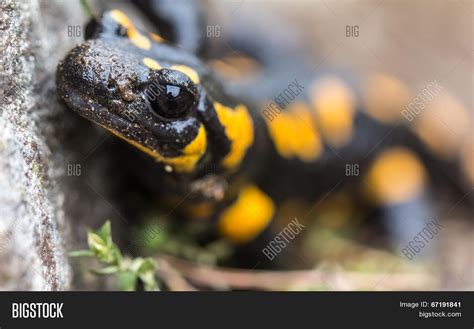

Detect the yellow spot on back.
[
  {"left": 363, "top": 73, "right": 411, "bottom": 123},
  {"left": 143, "top": 57, "right": 161, "bottom": 70},
  {"left": 265, "top": 101, "right": 323, "bottom": 162},
  {"left": 109, "top": 9, "right": 151, "bottom": 50},
  {"left": 218, "top": 184, "right": 275, "bottom": 244},
  {"left": 104, "top": 124, "right": 207, "bottom": 173},
  {"left": 311, "top": 77, "right": 355, "bottom": 148},
  {"left": 366, "top": 148, "right": 426, "bottom": 205},
  {"left": 170, "top": 65, "right": 200, "bottom": 84},
  {"left": 413, "top": 92, "right": 470, "bottom": 159},
  {"left": 214, "top": 102, "right": 254, "bottom": 169}
]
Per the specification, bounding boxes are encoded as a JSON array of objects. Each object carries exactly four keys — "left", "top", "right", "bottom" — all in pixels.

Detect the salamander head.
[{"left": 57, "top": 10, "right": 254, "bottom": 175}]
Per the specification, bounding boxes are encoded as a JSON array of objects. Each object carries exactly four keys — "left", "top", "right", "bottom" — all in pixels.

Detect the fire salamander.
[{"left": 57, "top": 5, "right": 472, "bottom": 266}]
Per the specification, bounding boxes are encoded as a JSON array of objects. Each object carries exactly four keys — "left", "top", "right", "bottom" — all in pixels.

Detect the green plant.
[
  {"left": 70, "top": 221, "right": 159, "bottom": 291},
  {"left": 79, "top": 0, "right": 95, "bottom": 19}
]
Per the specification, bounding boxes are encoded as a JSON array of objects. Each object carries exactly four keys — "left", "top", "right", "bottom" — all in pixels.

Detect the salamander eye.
[{"left": 145, "top": 83, "right": 196, "bottom": 119}]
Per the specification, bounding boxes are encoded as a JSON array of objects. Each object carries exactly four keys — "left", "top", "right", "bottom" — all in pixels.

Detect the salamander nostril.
[{"left": 144, "top": 82, "right": 195, "bottom": 119}]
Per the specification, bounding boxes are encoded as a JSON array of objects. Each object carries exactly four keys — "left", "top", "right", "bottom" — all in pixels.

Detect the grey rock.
[{"left": 0, "top": 0, "right": 87, "bottom": 290}]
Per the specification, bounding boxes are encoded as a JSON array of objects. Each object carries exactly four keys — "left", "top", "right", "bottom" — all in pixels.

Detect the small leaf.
[
  {"left": 87, "top": 232, "right": 110, "bottom": 261},
  {"left": 73, "top": 220, "right": 160, "bottom": 291},
  {"left": 110, "top": 245, "right": 123, "bottom": 266},
  {"left": 130, "top": 257, "right": 156, "bottom": 275},
  {"left": 80, "top": 0, "right": 96, "bottom": 19},
  {"left": 96, "top": 220, "right": 112, "bottom": 245},
  {"left": 136, "top": 258, "right": 158, "bottom": 291},
  {"left": 87, "top": 232, "right": 106, "bottom": 251},
  {"left": 138, "top": 258, "right": 156, "bottom": 273},
  {"left": 138, "top": 271, "right": 159, "bottom": 291},
  {"left": 129, "top": 257, "right": 145, "bottom": 273},
  {"left": 117, "top": 271, "right": 138, "bottom": 291},
  {"left": 92, "top": 266, "right": 119, "bottom": 275},
  {"left": 68, "top": 250, "right": 94, "bottom": 258}
]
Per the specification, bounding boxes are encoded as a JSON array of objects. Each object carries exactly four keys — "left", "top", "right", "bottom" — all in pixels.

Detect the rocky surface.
[{"left": 0, "top": 0, "right": 87, "bottom": 290}]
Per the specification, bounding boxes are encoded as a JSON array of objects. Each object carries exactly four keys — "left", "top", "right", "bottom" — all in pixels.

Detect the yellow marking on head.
[
  {"left": 218, "top": 184, "right": 275, "bottom": 244},
  {"left": 109, "top": 9, "right": 151, "bottom": 50},
  {"left": 311, "top": 77, "right": 356, "bottom": 147},
  {"left": 103, "top": 124, "right": 207, "bottom": 173},
  {"left": 143, "top": 57, "right": 162, "bottom": 70},
  {"left": 363, "top": 73, "right": 411, "bottom": 123},
  {"left": 109, "top": 10, "right": 133, "bottom": 28},
  {"left": 170, "top": 65, "right": 200, "bottom": 84},
  {"left": 366, "top": 148, "right": 426, "bottom": 205},
  {"left": 128, "top": 30, "right": 151, "bottom": 50},
  {"left": 150, "top": 32, "right": 164, "bottom": 43},
  {"left": 179, "top": 124, "right": 207, "bottom": 162},
  {"left": 214, "top": 102, "right": 254, "bottom": 169},
  {"left": 413, "top": 92, "right": 470, "bottom": 159},
  {"left": 265, "top": 101, "right": 323, "bottom": 162}
]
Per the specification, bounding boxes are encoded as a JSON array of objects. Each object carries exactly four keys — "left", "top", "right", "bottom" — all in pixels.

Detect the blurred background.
[{"left": 199, "top": 0, "right": 473, "bottom": 290}]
